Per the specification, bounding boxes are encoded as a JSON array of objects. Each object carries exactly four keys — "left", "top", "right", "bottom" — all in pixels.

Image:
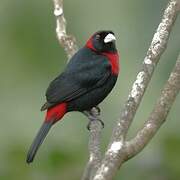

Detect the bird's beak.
[{"left": 104, "top": 33, "right": 116, "bottom": 43}]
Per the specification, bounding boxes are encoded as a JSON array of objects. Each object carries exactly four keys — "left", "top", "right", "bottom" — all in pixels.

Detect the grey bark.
[
  {"left": 51, "top": 0, "right": 180, "bottom": 180},
  {"left": 93, "top": 0, "right": 180, "bottom": 179}
]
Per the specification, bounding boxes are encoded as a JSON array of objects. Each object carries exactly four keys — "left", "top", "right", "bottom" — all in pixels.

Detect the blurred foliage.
[{"left": 0, "top": 0, "right": 179, "bottom": 179}]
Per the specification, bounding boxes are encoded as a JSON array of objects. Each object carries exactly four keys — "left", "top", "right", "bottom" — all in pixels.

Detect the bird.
[{"left": 26, "top": 30, "right": 119, "bottom": 164}]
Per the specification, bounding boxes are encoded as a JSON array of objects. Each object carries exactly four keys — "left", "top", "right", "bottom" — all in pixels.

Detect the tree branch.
[
  {"left": 52, "top": 1, "right": 103, "bottom": 179},
  {"left": 81, "top": 108, "right": 103, "bottom": 180},
  {"left": 124, "top": 53, "right": 180, "bottom": 160},
  {"left": 93, "top": 0, "right": 180, "bottom": 179}
]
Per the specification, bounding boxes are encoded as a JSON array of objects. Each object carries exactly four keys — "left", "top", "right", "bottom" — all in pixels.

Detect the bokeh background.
[{"left": 0, "top": 0, "right": 180, "bottom": 179}]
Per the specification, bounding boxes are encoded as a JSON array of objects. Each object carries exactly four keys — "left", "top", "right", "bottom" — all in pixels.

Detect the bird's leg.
[
  {"left": 83, "top": 107, "right": 104, "bottom": 130},
  {"left": 94, "top": 106, "right": 101, "bottom": 114},
  {"left": 85, "top": 106, "right": 101, "bottom": 116}
]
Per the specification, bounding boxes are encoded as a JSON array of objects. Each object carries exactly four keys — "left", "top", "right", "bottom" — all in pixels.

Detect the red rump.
[
  {"left": 103, "top": 52, "right": 119, "bottom": 75},
  {"left": 45, "top": 103, "right": 67, "bottom": 122}
]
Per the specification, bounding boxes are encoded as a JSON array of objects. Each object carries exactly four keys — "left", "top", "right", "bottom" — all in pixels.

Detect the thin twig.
[
  {"left": 124, "top": 53, "right": 180, "bottom": 160},
  {"left": 93, "top": 0, "right": 179, "bottom": 179},
  {"left": 53, "top": 0, "right": 78, "bottom": 58},
  {"left": 52, "top": 1, "right": 103, "bottom": 179}
]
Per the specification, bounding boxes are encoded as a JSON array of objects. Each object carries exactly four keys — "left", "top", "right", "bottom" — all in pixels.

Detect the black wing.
[{"left": 42, "top": 48, "right": 111, "bottom": 110}]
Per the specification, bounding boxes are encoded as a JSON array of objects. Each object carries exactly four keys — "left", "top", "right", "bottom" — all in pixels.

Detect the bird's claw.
[
  {"left": 94, "top": 106, "right": 101, "bottom": 114},
  {"left": 98, "top": 119, "right": 104, "bottom": 128},
  {"left": 86, "top": 118, "right": 104, "bottom": 130}
]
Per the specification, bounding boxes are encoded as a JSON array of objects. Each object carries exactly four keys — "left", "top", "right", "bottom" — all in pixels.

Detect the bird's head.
[{"left": 86, "top": 30, "right": 117, "bottom": 53}]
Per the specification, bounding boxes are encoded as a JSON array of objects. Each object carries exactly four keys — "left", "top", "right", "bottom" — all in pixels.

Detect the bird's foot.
[
  {"left": 94, "top": 106, "right": 101, "bottom": 114},
  {"left": 86, "top": 118, "right": 104, "bottom": 130},
  {"left": 83, "top": 110, "right": 104, "bottom": 130}
]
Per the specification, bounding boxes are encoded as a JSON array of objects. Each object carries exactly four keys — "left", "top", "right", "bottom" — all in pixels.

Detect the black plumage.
[
  {"left": 41, "top": 47, "right": 117, "bottom": 112},
  {"left": 27, "top": 30, "right": 119, "bottom": 164}
]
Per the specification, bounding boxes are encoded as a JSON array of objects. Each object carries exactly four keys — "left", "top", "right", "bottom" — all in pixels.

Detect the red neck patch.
[
  {"left": 85, "top": 36, "right": 119, "bottom": 75},
  {"left": 85, "top": 37, "right": 96, "bottom": 51},
  {"left": 102, "top": 52, "right": 119, "bottom": 75}
]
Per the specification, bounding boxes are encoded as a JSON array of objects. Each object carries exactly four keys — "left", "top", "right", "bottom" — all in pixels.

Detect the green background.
[{"left": 0, "top": 0, "right": 180, "bottom": 179}]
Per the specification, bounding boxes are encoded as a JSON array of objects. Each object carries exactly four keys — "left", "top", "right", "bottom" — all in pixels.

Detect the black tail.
[{"left": 26, "top": 122, "right": 53, "bottom": 164}]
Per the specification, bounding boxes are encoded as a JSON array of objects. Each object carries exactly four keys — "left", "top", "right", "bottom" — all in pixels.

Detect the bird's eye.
[{"left": 95, "top": 34, "right": 100, "bottom": 40}]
